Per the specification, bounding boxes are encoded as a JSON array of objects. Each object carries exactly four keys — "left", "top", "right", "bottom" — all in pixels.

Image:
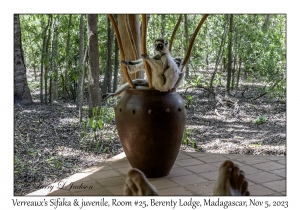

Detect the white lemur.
[{"left": 103, "top": 38, "right": 184, "bottom": 99}]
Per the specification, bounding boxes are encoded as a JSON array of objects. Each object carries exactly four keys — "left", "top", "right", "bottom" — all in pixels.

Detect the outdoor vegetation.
[{"left": 14, "top": 14, "right": 286, "bottom": 195}]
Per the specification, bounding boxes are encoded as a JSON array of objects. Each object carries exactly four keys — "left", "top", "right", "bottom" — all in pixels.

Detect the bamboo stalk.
[
  {"left": 125, "top": 14, "right": 139, "bottom": 78},
  {"left": 125, "top": 14, "right": 138, "bottom": 60},
  {"left": 108, "top": 14, "right": 135, "bottom": 88},
  {"left": 141, "top": 14, "right": 153, "bottom": 88}
]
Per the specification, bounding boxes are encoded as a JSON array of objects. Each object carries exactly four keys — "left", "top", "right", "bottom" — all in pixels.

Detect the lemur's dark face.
[
  {"left": 155, "top": 41, "right": 164, "bottom": 51},
  {"left": 154, "top": 39, "right": 168, "bottom": 53}
]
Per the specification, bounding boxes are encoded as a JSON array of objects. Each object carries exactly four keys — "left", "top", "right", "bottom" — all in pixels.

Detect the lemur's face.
[{"left": 154, "top": 39, "right": 168, "bottom": 53}]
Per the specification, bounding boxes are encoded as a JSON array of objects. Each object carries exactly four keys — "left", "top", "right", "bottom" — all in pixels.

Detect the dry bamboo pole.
[
  {"left": 125, "top": 14, "right": 139, "bottom": 79},
  {"left": 141, "top": 14, "right": 153, "bottom": 88},
  {"left": 125, "top": 14, "right": 138, "bottom": 60},
  {"left": 181, "top": 14, "right": 209, "bottom": 72},
  {"left": 108, "top": 14, "right": 135, "bottom": 88}
]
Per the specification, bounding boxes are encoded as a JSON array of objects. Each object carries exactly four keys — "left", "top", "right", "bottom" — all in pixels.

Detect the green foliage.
[
  {"left": 190, "top": 75, "right": 204, "bottom": 86},
  {"left": 250, "top": 141, "right": 263, "bottom": 147},
  {"left": 81, "top": 104, "right": 115, "bottom": 152},
  {"left": 252, "top": 115, "right": 266, "bottom": 125},
  {"left": 185, "top": 95, "right": 194, "bottom": 109},
  {"left": 19, "top": 14, "right": 286, "bottom": 101},
  {"left": 182, "top": 128, "right": 197, "bottom": 149},
  {"left": 46, "top": 156, "right": 62, "bottom": 169}
]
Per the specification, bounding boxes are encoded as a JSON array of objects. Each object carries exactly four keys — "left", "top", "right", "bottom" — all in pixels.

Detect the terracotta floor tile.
[
  {"left": 198, "top": 171, "right": 218, "bottom": 181},
  {"left": 261, "top": 180, "right": 286, "bottom": 192},
  {"left": 247, "top": 180, "right": 255, "bottom": 186},
  {"left": 176, "top": 158, "right": 204, "bottom": 167},
  {"left": 47, "top": 189, "right": 72, "bottom": 196},
  {"left": 158, "top": 187, "right": 194, "bottom": 195},
  {"left": 97, "top": 176, "right": 126, "bottom": 187},
  {"left": 209, "top": 161, "right": 224, "bottom": 168},
  {"left": 166, "top": 167, "right": 194, "bottom": 178},
  {"left": 248, "top": 184, "right": 275, "bottom": 195},
  {"left": 61, "top": 173, "right": 93, "bottom": 183},
  {"left": 106, "top": 185, "right": 124, "bottom": 195},
  {"left": 252, "top": 161, "right": 285, "bottom": 171},
  {"left": 72, "top": 188, "right": 113, "bottom": 196},
  {"left": 177, "top": 152, "right": 193, "bottom": 160},
  {"left": 107, "top": 160, "right": 132, "bottom": 169},
  {"left": 239, "top": 165, "right": 263, "bottom": 175},
  {"left": 246, "top": 172, "right": 283, "bottom": 184},
  {"left": 196, "top": 155, "right": 228, "bottom": 163},
  {"left": 81, "top": 163, "right": 113, "bottom": 173},
  {"left": 280, "top": 191, "right": 286, "bottom": 196},
  {"left": 209, "top": 160, "right": 247, "bottom": 168},
  {"left": 106, "top": 153, "right": 127, "bottom": 162},
  {"left": 170, "top": 174, "right": 207, "bottom": 186},
  {"left": 115, "top": 166, "right": 132, "bottom": 175},
  {"left": 235, "top": 156, "right": 270, "bottom": 165},
  {"left": 266, "top": 156, "right": 285, "bottom": 160},
  {"left": 28, "top": 151, "right": 286, "bottom": 196},
  {"left": 185, "top": 164, "right": 218, "bottom": 174},
  {"left": 185, "top": 182, "right": 215, "bottom": 195},
  {"left": 277, "top": 159, "right": 286, "bottom": 165},
  {"left": 186, "top": 152, "right": 209, "bottom": 158},
  {"left": 269, "top": 168, "right": 286, "bottom": 178},
  {"left": 147, "top": 177, "right": 164, "bottom": 181},
  {"left": 203, "top": 192, "right": 214, "bottom": 195},
  {"left": 172, "top": 163, "right": 180, "bottom": 168},
  {"left": 149, "top": 179, "right": 178, "bottom": 190},
  {"left": 89, "top": 169, "right": 121, "bottom": 180},
  {"left": 271, "top": 192, "right": 285, "bottom": 196}
]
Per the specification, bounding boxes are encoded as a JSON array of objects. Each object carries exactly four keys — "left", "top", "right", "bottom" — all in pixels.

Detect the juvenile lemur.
[{"left": 103, "top": 38, "right": 184, "bottom": 99}]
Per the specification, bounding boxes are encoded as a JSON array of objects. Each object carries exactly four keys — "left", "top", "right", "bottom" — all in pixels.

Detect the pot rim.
[{"left": 126, "top": 87, "right": 176, "bottom": 94}]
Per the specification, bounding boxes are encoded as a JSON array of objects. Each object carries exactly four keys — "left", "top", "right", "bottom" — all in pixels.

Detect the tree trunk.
[
  {"left": 262, "top": 14, "right": 272, "bottom": 31},
  {"left": 44, "top": 15, "right": 52, "bottom": 105},
  {"left": 79, "top": 46, "right": 88, "bottom": 122},
  {"left": 52, "top": 16, "right": 59, "bottom": 101},
  {"left": 77, "top": 14, "right": 85, "bottom": 109},
  {"left": 113, "top": 21, "right": 119, "bottom": 92},
  {"left": 118, "top": 14, "right": 142, "bottom": 85},
  {"left": 209, "top": 15, "right": 228, "bottom": 90},
  {"left": 63, "top": 14, "right": 72, "bottom": 99},
  {"left": 49, "top": 76, "right": 52, "bottom": 103},
  {"left": 102, "top": 15, "right": 114, "bottom": 94},
  {"left": 226, "top": 14, "right": 233, "bottom": 95},
  {"left": 87, "top": 14, "right": 101, "bottom": 117},
  {"left": 184, "top": 14, "right": 190, "bottom": 79},
  {"left": 231, "top": 54, "right": 237, "bottom": 90},
  {"left": 205, "top": 54, "right": 209, "bottom": 70},
  {"left": 14, "top": 14, "right": 33, "bottom": 105},
  {"left": 161, "top": 14, "right": 165, "bottom": 38},
  {"left": 40, "top": 15, "right": 50, "bottom": 104},
  {"left": 235, "top": 55, "right": 242, "bottom": 94}
]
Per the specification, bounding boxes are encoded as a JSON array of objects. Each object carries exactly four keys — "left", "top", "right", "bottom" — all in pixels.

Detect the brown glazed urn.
[{"left": 115, "top": 88, "right": 186, "bottom": 178}]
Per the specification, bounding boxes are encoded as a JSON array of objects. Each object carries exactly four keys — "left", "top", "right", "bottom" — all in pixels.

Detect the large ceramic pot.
[{"left": 115, "top": 88, "right": 186, "bottom": 178}]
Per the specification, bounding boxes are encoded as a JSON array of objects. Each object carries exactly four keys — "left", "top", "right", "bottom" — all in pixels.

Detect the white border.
[{"left": 2, "top": 0, "right": 298, "bottom": 208}]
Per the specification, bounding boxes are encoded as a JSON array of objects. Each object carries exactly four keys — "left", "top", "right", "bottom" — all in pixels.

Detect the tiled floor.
[{"left": 27, "top": 151, "right": 286, "bottom": 196}]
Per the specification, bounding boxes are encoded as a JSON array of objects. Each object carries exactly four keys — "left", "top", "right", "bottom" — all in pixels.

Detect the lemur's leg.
[
  {"left": 102, "top": 79, "right": 149, "bottom": 100},
  {"left": 172, "top": 72, "right": 185, "bottom": 90},
  {"left": 142, "top": 55, "right": 164, "bottom": 74}
]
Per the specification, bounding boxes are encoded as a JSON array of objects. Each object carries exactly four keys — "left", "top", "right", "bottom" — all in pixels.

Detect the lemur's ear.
[{"left": 164, "top": 40, "right": 168, "bottom": 45}]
